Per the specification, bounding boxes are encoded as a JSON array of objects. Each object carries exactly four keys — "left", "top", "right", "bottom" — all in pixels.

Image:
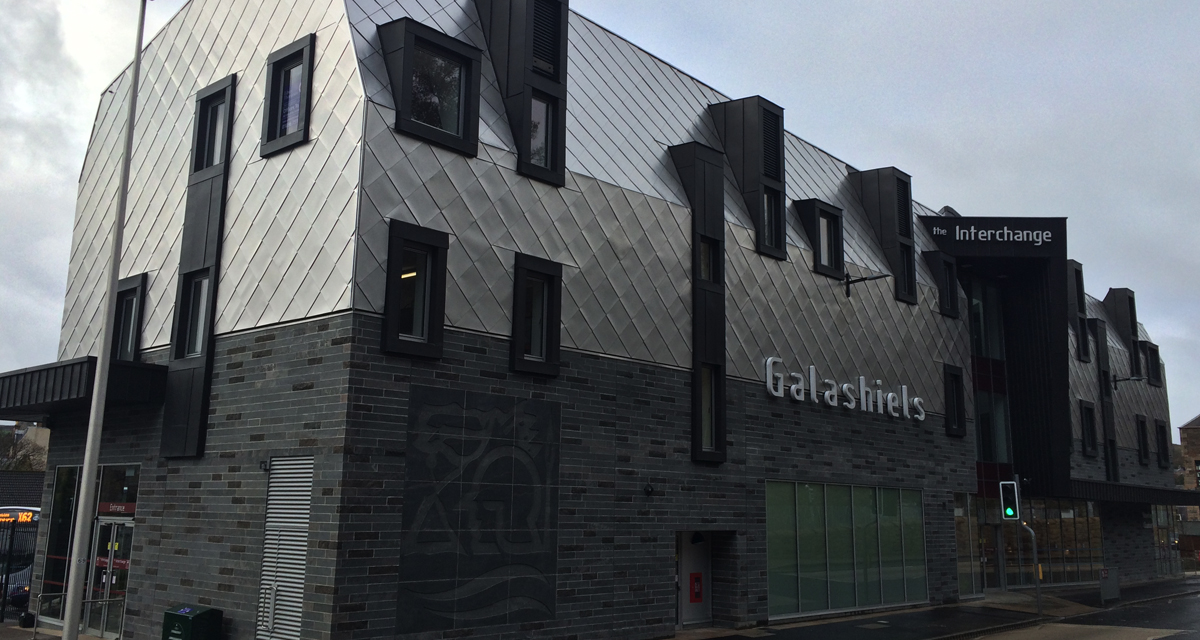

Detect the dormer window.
[
  {"left": 261, "top": 34, "right": 315, "bottom": 157},
  {"left": 796, "top": 199, "right": 844, "bottom": 279},
  {"left": 708, "top": 97, "right": 786, "bottom": 261},
  {"left": 379, "top": 18, "right": 482, "bottom": 157}
]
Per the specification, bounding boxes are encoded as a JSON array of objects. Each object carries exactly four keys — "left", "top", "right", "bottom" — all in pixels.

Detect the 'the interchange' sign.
[{"left": 763, "top": 357, "right": 926, "bottom": 421}]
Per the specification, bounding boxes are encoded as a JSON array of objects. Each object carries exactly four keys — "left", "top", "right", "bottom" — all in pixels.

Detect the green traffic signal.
[{"left": 1005, "top": 506, "right": 1015, "bottom": 517}]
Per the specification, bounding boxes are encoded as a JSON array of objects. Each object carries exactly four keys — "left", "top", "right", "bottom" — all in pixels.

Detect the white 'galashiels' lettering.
[
  {"left": 764, "top": 357, "right": 926, "bottom": 421},
  {"left": 954, "top": 225, "right": 1052, "bottom": 246}
]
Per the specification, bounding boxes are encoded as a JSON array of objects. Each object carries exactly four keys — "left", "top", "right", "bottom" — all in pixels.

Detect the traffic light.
[{"left": 999, "top": 480, "right": 1020, "bottom": 520}]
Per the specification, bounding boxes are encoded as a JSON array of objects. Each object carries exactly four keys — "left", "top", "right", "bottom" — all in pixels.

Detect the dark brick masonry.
[{"left": 32, "top": 311, "right": 977, "bottom": 640}]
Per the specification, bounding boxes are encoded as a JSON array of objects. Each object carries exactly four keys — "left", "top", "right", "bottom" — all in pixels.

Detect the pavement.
[
  {"left": 0, "top": 576, "right": 1194, "bottom": 640},
  {"left": 676, "top": 574, "right": 1200, "bottom": 640}
]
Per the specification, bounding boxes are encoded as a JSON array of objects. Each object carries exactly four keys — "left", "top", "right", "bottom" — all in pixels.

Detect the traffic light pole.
[{"left": 1019, "top": 523, "right": 1043, "bottom": 615}]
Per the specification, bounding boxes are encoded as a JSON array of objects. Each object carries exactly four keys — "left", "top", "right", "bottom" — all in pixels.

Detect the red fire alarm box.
[{"left": 689, "top": 573, "right": 703, "bottom": 603}]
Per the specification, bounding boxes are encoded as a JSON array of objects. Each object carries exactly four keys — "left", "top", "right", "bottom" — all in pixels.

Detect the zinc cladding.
[
  {"left": 350, "top": 0, "right": 969, "bottom": 414},
  {"left": 60, "top": 0, "right": 968, "bottom": 416},
  {"left": 58, "top": 0, "right": 365, "bottom": 360},
  {"left": 1068, "top": 295, "right": 1171, "bottom": 487}
]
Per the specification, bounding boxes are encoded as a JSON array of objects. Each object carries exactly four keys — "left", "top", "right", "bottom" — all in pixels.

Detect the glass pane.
[
  {"left": 853, "top": 486, "right": 880, "bottom": 607},
  {"left": 116, "top": 292, "right": 137, "bottom": 361},
  {"left": 411, "top": 47, "right": 464, "bottom": 135},
  {"left": 901, "top": 490, "right": 927, "bottom": 600},
  {"left": 797, "top": 483, "right": 828, "bottom": 612},
  {"left": 396, "top": 247, "right": 430, "bottom": 339},
  {"left": 42, "top": 466, "right": 82, "bottom": 617},
  {"left": 699, "top": 239, "right": 714, "bottom": 282},
  {"left": 184, "top": 274, "right": 210, "bottom": 357},
  {"left": 205, "top": 99, "right": 225, "bottom": 168},
  {"left": 766, "top": 482, "right": 798, "bottom": 615},
  {"left": 97, "top": 465, "right": 140, "bottom": 515},
  {"left": 879, "top": 488, "right": 905, "bottom": 603},
  {"left": 530, "top": 96, "right": 551, "bottom": 168},
  {"left": 700, "top": 366, "right": 714, "bottom": 450},
  {"left": 524, "top": 275, "right": 547, "bottom": 359},
  {"left": 819, "top": 215, "right": 832, "bottom": 267},
  {"left": 826, "top": 485, "right": 855, "bottom": 609},
  {"left": 763, "top": 189, "right": 782, "bottom": 249},
  {"left": 279, "top": 62, "right": 303, "bottom": 136}
]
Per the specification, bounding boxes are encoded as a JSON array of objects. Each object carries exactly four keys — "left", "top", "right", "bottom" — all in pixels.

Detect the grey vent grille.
[
  {"left": 762, "top": 109, "right": 781, "bottom": 181},
  {"left": 896, "top": 178, "right": 912, "bottom": 238},
  {"left": 532, "top": 0, "right": 559, "bottom": 76}
]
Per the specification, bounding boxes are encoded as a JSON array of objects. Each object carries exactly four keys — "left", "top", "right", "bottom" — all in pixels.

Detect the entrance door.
[
  {"left": 678, "top": 531, "right": 712, "bottom": 627},
  {"left": 83, "top": 520, "right": 133, "bottom": 638},
  {"left": 256, "top": 456, "right": 314, "bottom": 640}
]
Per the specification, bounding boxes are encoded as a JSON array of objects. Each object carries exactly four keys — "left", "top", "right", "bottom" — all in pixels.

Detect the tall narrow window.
[
  {"left": 1147, "top": 343, "right": 1162, "bottom": 386},
  {"left": 1075, "top": 268, "right": 1090, "bottom": 362},
  {"left": 511, "top": 253, "right": 562, "bottom": 376},
  {"left": 1137, "top": 415, "right": 1150, "bottom": 465},
  {"left": 1156, "top": 419, "right": 1171, "bottom": 468},
  {"left": 530, "top": 95, "right": 552, "bottom": 169},
  {"left": 896, "top": 177, "right": 912, "bottom": 239},
  {"left": 819, "top": 215, "right": 833, "bottom": 267},
  {"left": 944, "top": 364, "right": 966, "bottom": 436},
  {"left": 261, "top": 34, "right": 314, "bottom": 157},
  {"left": 395, "top": 247, "right": 431, "bottom": 340},
  {"left": 700, "top": 365, "right": 716, "bottom": 451},
  {"left": 111, "top": 274, "right": 146, "bottom": 363},
  {"left": 383, "top": 221, "right": 448, "bottom": 359},
  {"left": 698, "top": 237, "right": 719, "bottom": 283},
  {"left": 898, "top": 243, "right": 916, "bottom": 299},
  {"left": 763, "top": 188, "right": 783, "bottom": 252},
  {"left": 1080, "top": 401, "right": 1098, "bottom": 457},
  {"left": 195, "top": 96, "right": 227, "bottom": 171},
  {"left": 796, "top": 199, "right": 843, "bottom": 279},
  {"left": 180, "top": 272, "right": 210, "bottom": 358}
]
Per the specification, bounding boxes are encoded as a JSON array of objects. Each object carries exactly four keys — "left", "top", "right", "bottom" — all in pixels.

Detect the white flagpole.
[{"left": 60, "top": 1, "right": 147, "bottom": 637}]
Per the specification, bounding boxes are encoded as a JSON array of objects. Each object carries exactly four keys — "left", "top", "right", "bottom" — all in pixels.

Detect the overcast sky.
[{"left": 1, "top": 0, "right": 1197, "bottom": 435}]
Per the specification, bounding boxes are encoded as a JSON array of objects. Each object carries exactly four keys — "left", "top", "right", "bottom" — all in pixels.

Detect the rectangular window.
[
  {"left": 380, "top": 18, "right": 482, "bottom": 156},
  {"left": 796, "top": 199, "right": 842, "bottom": 278},
  {"left": 1080, "top": 400, "right": 1098, "bottom": 457},
  {"left": 1156, "top": 419, "right": 1171, "bottom": 468},
  {"left": 383, "top": 220, "right": 448, "bottom": 359},
  {"left": 114, "top": 291, "right": 138, "bottom": 361},
  {"left": 1075, "top": 269, "right": 1089, "bottom": 362},
  {"left": 698, "top": 237, "right": 719, "bottom": 283},
  {"left": 530, "top": 95, "right": 553, "bottom": 169},
  {"left": 938, "top": 257, "right": 958, "bottom": 317},
  {"left": 1137, "top": 415, "right": 1150, "bottom": 465},
  {"left": 767, "top": 481, "right": 926, "bottom": 617},
  {"left": 898, "top": 243, "right": 916, "bottom": 299},
  {"left": 762, "top": 188, "right": 783, "bottom": 251},
  {"left": 181, "top": 272, "right": 210, "bottom": 358},
  {"left": 195, "top": 95, "right": 227, "bottom": 171},
  {"left": 1147, "top": 344, "right": 1162, "bottom": 386},
  {"left": 895, "top": 177, "right": 912, "bottom": 239},
  {"left": 395, "top": 247, "right": 431, "bottom": 340},
  {"left": 510, "top": 253, "right": 562, "bottom": 376},
  {"left": 818, "top": 214, "right": 833, "bottom": 267},
  {"left": 944, "top": 364, "right": 966, "bottom": 436},
  {"left": 1078, "top": 317, "right": 1091, "bottom": 362},
  {"left": 261, "top": 34, "right": 314, "bottom": 157}
]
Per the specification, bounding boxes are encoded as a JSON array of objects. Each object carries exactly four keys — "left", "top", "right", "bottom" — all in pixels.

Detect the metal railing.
[{"left": 31, "top": 593, "right": 126, "bottom": 639}]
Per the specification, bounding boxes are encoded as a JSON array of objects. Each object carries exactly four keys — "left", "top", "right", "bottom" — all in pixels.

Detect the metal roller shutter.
[{"left": 256, "top": 456, "right": 313, "bottom": 640}]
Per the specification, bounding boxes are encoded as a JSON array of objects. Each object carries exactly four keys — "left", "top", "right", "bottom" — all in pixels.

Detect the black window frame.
[
  {"left": 189, "top": 75, "right": 235, "bottom": 183},
  {"left": 516, "top": 84, "right": 566, "bottom": 186},
  {"left": 112, "top": 273, "right": 147, "bottom": 362},
  {"left": 944, "top": 363, "right": 966, "bottom": 437},
  {"left": 1077, "top": 316, "right": 1091, "bottom": 363},
  {"left": 378, "top": 17, "right": 482, "bottom": 157},
  {"left": 510, "top": 253, "right": 562, "bottom": 376},
  {"left": 1136, "top": 414, "right": 1150, "bottom": 466},
  {"left": 1145, "top": 342, "right": 1162, "bottom": 387},
  {"left": 260, "top": 34, "right": 315, "bottom": 158},
  {"left": 795, "top": 199, "right": 844, "bottom": 279},
  {"left": 1080, "top": 399, "right": 1098, "bottom": 457},
  {"left": 691, "top": 362, "right": 727, "bottom": 464},
  {"left": 1156, "top": 419, "right": 1171, "bottom": 469},
  {"left": 382, "top": 220, "right": 448, "bottom": 359},
  {"left": 174, "top": 267, "right": 216, "bottom": 361},
  {"left": 896, "top": 241, "right": 917, "bottom": 303}
]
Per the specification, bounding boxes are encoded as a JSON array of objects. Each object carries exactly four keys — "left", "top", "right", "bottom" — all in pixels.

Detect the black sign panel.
[{"left": 920, "top": 216, "right": 1066, "bottom": 258}]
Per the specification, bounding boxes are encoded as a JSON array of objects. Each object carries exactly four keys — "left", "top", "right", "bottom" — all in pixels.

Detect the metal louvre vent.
[
  {"left": 762, "top": 110, "right": 781, "bottom": 181},
  {"left": 896, "top": 178, "right": 912, "bottom": 238},
  {"left": 257, "top": 456, "right": 314, "bottom": 640},
  {"left": 532, "top": 0, "right": 559, "bottom": 76}
]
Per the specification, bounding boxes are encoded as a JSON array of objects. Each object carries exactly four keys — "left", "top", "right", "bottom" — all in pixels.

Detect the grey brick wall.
[
  {"left": 32, "top": 314, "right": 355, "bottom": 640},
  {"left": 1101, "top": 502, "right": 1160, "bottom": 584}
]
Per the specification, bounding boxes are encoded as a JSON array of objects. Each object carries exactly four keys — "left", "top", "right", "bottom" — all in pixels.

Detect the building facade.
[{"left": 0, "top": 0, "right": 1196, "bottom": 638}]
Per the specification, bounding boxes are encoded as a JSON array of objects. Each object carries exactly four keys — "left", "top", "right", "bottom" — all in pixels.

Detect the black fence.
[{"left": 0, "top": 518, "right": 39, "bottom": 622}]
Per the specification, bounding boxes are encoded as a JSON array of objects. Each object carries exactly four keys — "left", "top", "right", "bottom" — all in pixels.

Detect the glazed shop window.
[
  {"left": 767, "top": 482, "right": 926, "bottom": 617},
  {"left": 383, "top": 220, "right": 448, "bottom": 359},
  {"left": 510, "top": 253, "right": 562, "bottom": 376},
  {"left": 379, "top": 18, "right": 482, "bottom": 156},
  {"left": 261, "top": 34, "right": 315, "bottom": 157}
]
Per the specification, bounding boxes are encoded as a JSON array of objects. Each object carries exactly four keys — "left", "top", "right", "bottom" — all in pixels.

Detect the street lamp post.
[{"left": 60, "top": 2, "right": 147, "bottom": 638}]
